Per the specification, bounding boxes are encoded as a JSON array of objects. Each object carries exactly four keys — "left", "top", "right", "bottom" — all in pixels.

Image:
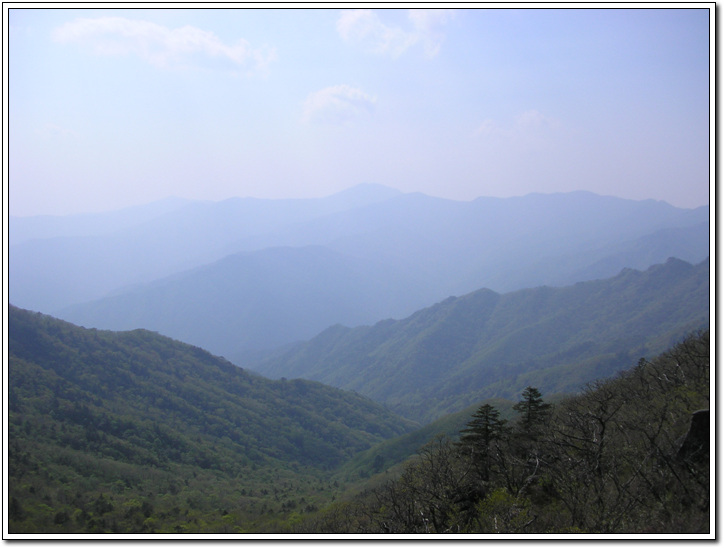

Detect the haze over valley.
[{"left": 10, "top": 183, "right": 709, "bottom": 423}]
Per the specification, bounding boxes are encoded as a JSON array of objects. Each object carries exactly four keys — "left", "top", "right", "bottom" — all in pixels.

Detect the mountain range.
[
  {"left": 9, "top": 184, "right": 402, "bottom": 313},
  {"left": 7, "top": 302, "right": 709, "bottom": 534},
  {"left": 7, "top": 183, "right": 711, "bottom": 534},
  {"left": 11, "top": 185, "right": 707, "bottom": 359},
  {"left": 253, "top": 257, "right": 709, "bottom": 423}
]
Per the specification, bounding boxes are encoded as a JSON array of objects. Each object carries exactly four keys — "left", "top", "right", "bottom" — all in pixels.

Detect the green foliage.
[
  {"left": 513, "top": 386, "right": 551, "bottom": 434},
  {"left": 511, "top": 386, "right": 551, "bottom": 437},
  {"left": 474, "top": 488, "right": 533, "bottom": 534},
  {"left": 335, "top": 397, "right": 516, "bottom": 484},
  {"left": 460, "top": 404, "right": 508, "bottom": 446},
  {"left": 7, "top": 302, "right": 710, "bottom": 535},
  {"left": 299, "top": 332, "right": 709, "bottom": 534},
  {"left": 7, "top": 305, "right": 415, "bottom": 533}
]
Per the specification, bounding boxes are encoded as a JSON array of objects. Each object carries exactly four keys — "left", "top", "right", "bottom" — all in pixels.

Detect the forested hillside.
[
  {"left": 7, "top": 305, "right": 415, "bottom": 533},
  {"left": 292, "top": 332, "right": 710, "bottom": 534},
  {"left": 256, "top": 257, "right": 709, "bottom": 423},
  {"left": 6, "top": 307, "right": 710, "bottom": 535}
]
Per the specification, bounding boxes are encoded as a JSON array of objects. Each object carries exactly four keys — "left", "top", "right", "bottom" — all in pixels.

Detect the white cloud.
[
  {"left": 52, "top": 17, "right": 276, "bottom": 73},
  {"left": 408, "top": 9, "right": 456, "bottom": 57},
  {"left": 336, "top": 9, "right": 455, "bottom": 58},
  {"left": 473, "top": 118, "right": 503, "bottom": 139},
  {"left": 302, "top": 84, "right": 376, "bottom": 125},
  {"left": 514, "top": 109, "right": 560, "bottom": 131}
]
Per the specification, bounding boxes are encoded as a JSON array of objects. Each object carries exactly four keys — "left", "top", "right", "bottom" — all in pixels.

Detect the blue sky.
[{"left": 8, "top": 7, "right": 711, "bottom": 216}]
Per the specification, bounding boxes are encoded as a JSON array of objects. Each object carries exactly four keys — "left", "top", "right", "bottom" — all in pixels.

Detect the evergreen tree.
[
  {"left": 512, "top": 386, "right": 552, "bottom": 439},
  {"left": 458, "top": 404, "right": 508, "bottom": 481},
  {"left": 498, "top": 387, "right": 554, "bottom": 496}
]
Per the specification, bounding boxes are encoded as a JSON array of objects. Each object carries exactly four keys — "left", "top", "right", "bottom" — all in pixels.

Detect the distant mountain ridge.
[
  {"left": 9, "top": 196, "right": 193, "bottom": 246},
  {"left": 9, "top": 183, "right": 401, "bottom": 312},
  {"left": 60, "top": 245, "right": 425, "bottom": 354},
  {"left": 254, "top": 257, "right": 709, "bottom": 423},
  {"left": 11, "top": 186, "right": 709, "bottom": 358},
  {"left": 48, "top": 186, "right": 709, "bottom": 360}
]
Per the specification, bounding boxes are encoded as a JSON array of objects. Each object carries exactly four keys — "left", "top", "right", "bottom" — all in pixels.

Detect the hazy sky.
[{"left": 8, "top": 7, "right": 711, "bottom": 216}]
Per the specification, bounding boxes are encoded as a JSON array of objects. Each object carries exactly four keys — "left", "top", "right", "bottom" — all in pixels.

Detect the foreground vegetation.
[
  {"left": 292, "top": 331, "right": 710, "bottom": 534},
  {"left": 7, "top": 302, "right": 709, "bottom": 535}
]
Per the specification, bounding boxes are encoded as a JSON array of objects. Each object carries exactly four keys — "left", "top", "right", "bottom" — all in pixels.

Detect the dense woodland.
[
  {"left": 7, "top": 299, "right": 710, "bottom": 534},
  {"left": 7, "top": 305, "right": 414, "bottom": 533}
]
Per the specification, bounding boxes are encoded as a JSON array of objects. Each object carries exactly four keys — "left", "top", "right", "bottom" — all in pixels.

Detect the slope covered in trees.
[
  {"left": 6, "top": 312, "right": 710, "bottom": 535},
  {"left": 292, "top": 332, "right": 710, "bottom": 534},
  {"left": 256, "top": 257, "right": 709, "bottom": 423},
  {"left": 7, "top": 305, "right": 415, "bottom": 533}
]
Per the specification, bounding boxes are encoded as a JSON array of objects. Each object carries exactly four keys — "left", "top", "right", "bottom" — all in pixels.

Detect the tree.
[
  {"left": 498, "top": 387, "right": 553, "bottom": 497},
  {"left": 458, "top": 404, "right": 508, "bottom": 482},
  {"left": 512, "top": 386, "right": 552, "bottom": 440},
  {"left": 368, "top": 436, "right": 478, "bottom": 533}
]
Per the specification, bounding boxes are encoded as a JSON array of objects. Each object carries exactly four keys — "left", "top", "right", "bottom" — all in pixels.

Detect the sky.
[{"left": 7, "top": 6, "right": 712, "bottom": 216}]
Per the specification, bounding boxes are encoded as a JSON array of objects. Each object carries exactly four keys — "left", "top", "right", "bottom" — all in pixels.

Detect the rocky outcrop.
[{"left": 677, "top": 409, "right": 709, "bottom": 463}]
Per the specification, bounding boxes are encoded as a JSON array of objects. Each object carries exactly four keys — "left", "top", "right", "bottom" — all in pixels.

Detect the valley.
[
  {"left": 7, "top": 188, "right": 711, "bottom": 536},
  {"left": 7, "top": 305, "right": 710, "bottom": 534},
  {"left": 7, "top": 305, "right": 416, "bottom": 533}
]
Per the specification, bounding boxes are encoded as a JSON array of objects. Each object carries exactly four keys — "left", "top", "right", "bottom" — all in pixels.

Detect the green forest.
[
  {"left": 7, "top": 304, "right": 710, "bottom": 535},
  {"left": 7, "top": 305, "right": 414, "bottom": 533}
]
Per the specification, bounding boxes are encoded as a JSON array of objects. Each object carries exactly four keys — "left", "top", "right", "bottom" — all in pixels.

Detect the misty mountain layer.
[
  {"left": 21, "top": 185, "right": 709, "bottom": 360},
  {"left": 9, "top": 184, "right": 402, "bottom": 312},
  {"left": 11, "top": 186, "right": 708, "bottom": 358}
]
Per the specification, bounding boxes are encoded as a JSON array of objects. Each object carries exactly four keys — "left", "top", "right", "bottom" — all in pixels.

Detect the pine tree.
[
  {"left": 502, "top": 387, "right": 553, "bottom": 496},
  {"left": 458, "top": 404, "right": 508, "bottom": 481},
  {"left": 512, "top": 386, "right": 552, "bottom": 439}
]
